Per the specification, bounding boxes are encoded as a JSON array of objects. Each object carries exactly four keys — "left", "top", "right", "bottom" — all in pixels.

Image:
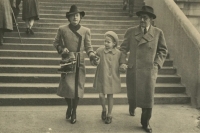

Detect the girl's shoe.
[
  {"left": 71, "top": 111, "right": 76, "bottom": 124},
  {"left": 101, "top": 111, "right": 106, "bottom": 120},
  {"left": 105, "top": 116, "right": 112, "bottom": 124},
  {"left": 66, "top": 108, "right": 72, "bottom": 120}
]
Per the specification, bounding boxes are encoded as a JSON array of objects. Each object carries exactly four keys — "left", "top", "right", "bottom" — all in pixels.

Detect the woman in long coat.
[
  {"left": 53, "top": 5, "right": 95, "bottom": 124},
  {"left": 22, "top": 0, "right": 39, "bottom": 35},
  {"left": 0, "top": 0, "right": 13, "bottom": 45}
]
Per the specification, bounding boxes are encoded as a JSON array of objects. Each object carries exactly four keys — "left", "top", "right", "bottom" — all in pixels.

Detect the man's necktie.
[{"left": 144, "top": 28, "right": 147, "bottom": 34}]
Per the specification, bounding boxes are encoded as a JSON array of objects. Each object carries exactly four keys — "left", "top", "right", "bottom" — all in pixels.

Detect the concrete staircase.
[
  {"left": 0, "top": 0, "right": 190, "bottom": 105},
  {"left": 175, "top": 0, "right": 200, "bottom": 32}
]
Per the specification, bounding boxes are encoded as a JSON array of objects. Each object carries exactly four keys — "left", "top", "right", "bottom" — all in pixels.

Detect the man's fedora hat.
[
  {"left": 66, "top": 5, "right": 85, "bottom": 18},
  {"left": 136, "top": 6, "right": 156, "bottom": 19}
]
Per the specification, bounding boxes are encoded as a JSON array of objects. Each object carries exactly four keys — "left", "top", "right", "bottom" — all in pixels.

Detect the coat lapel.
[
  {"left": 135, "top": 26, "right": 143, "bottom": 42},
  {"left": 137, "top": 25, "right": 154, "bottom": 46}
]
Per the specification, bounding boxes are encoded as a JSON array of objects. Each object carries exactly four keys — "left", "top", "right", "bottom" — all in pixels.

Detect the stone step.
[
  {"left": 18, "top": 14, "right": 138, "bottom": 20},
  {"left": 36, "top": 2, "right": 143, "bottom": 9},
  {"left": 0, "top": 65, "right": 177, "bottom": 75},
  {"left": 0, "top": 43, "right": 102, "bottom": 51},
  {"left": 37, "top": 6, "right": 141, "bottom": 13},
  {"left": 12, "top": 27, "right": 127, "bottom": 34},
  {"left": 37, "top": 10, "right": 130, "bottom": 16},
  {"left": 0, "top": 50, "right": 170, "bottom": 60},
  {"left": 0, "top": 57, "right": 173, "bottom": 66},
  {"left": 180, "top": 9, "right": 200, "bottom": 16},
  {"left": 37, "top": 6, "right": 127, "bottom": 12},
  {"left": 3, "top": 38, "right": 121, "bottom": 45},
  {"left": 15, "top": 22, "right": 135, "bottom": 28},
  {"left": 175, "top": 0, "right": 200, "bottom": 16},
  {"left": 0, "top": 73, "right": 181, "bottom": 83},
  {"left": 38, "top": 0, "right": 143, "bottom": 4},
  {"left": 5, "top": 32, "right": 125, "bottom": 39},
  {"left": 0, "top": 93, "right": 190, "bottom": 106},
  {"left": 39, "top": 0, "right": 138, "bottom": 2},
  {"left": 16, "top": 19, "right": 138, "bottom": 25},
  {"left": 38, "top": 2, "right": 128, "bottom": 8},
  {"left": 0, "top": 83, "right": 185, "bottom": 94}
]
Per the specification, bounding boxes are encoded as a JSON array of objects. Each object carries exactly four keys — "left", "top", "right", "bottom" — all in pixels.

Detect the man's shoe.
[
  {"left": 129, "top": 107, "right": 135, "bottom": 116},
  {"left": 142, "top": 125, "right": 152, "bottom": 133}
]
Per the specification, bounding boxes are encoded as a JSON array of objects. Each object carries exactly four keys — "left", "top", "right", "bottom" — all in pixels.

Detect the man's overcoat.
[
  {"left": 53, "top": 25, "right": 93, "bottom": 98},
  {"left": 120, "top": 25, "right": 168, "bottom": 108}
]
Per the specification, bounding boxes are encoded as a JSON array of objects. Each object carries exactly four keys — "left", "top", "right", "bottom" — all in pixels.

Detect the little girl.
[{"left": 93, "top": 31, "right": 122, "bottom": 124}]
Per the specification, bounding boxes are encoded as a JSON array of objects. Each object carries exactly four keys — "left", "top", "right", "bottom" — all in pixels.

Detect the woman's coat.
[
  {"left": 120, "top": 25, "right": 168, "bottom": 108},
  {"left": 53, "top": 25, "right": 93, "bottom": 98},
  {"left": 0, "top": 0, "right": 13, "bottom": 31},
  {"left": 22, "top": 0, "right": 39, "bottom": 21}
]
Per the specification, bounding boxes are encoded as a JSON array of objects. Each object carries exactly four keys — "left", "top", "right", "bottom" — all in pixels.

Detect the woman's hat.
[
  {"left": 136, "top": 6, "right": 156, "bottom": 19},
  {"left": 66, "top": 5, "right": 85, "bottom": 18},
  {"left": 105, "top": 31, "right": 119, "bottom": 46}
]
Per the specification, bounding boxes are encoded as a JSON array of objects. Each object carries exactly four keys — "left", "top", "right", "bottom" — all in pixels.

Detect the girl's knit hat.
[{"left": 105, "top": 31, "right": 119, "bottom": 46}]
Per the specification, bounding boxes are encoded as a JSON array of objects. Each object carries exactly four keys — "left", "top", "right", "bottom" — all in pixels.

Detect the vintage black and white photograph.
[{"left": 0, "top": 0, "right": 200, "bottom": 133}]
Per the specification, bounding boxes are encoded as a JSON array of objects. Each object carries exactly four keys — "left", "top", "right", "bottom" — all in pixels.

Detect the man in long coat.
[{"left": 119, "top": 6, "right": 168, "bottom": 133}]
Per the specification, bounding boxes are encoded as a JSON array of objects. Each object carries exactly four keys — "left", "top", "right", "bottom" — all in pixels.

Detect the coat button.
[{"left": 149, "top": 47, "right": 152, "bottom": 49}]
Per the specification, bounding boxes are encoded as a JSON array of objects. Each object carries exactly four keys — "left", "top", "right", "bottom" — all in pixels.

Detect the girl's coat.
[{"left": 93, "top": 47, "right": 121, "bottom": 94}]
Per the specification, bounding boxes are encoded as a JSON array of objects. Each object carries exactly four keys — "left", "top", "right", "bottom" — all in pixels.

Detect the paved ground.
[{"left": 0, "top": 104, "right": 199, "bottom": 133}]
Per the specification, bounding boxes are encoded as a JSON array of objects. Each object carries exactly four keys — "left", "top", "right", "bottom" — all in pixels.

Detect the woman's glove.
[
  {"left": 62, "top": 48, "right": 69, "bottom": 54},
  {"left": 89, "top": 52, "right": 99, "bottom": 66},
  {"left": 119, "top": 64, "right": 127, "bottom": 73}
]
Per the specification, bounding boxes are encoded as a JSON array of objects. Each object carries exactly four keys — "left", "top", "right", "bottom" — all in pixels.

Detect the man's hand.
[{"left": 119, "top": 64, "right": 127, "bottom": 73}]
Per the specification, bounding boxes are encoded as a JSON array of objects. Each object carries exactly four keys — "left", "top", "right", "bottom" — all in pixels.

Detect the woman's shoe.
[
  {"left": 70, "top": 111, "right": 76, "bottom": 124},
  {"left": 25, "top": 28, "right": 30, "bottom": 34},
  {"left": 29, "top": 29, "right": 34, "bottom": 35},
  {"left": 105, "top": 116, "right": 112, "bottom": 124},
  {"left": 101, "top": 111, "right": 106, "bottom": 120},
  {"left": 66, "top": 108, "right": 72, "bottom": 120}
]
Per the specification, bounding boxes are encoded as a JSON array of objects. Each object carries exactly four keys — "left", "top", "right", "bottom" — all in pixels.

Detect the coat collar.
[
  {"left": 135, "top": 25, "right": 154, "bottom": 45},
  {"left": 104, "top": 47, "right": 117, "bottom": 55}
]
